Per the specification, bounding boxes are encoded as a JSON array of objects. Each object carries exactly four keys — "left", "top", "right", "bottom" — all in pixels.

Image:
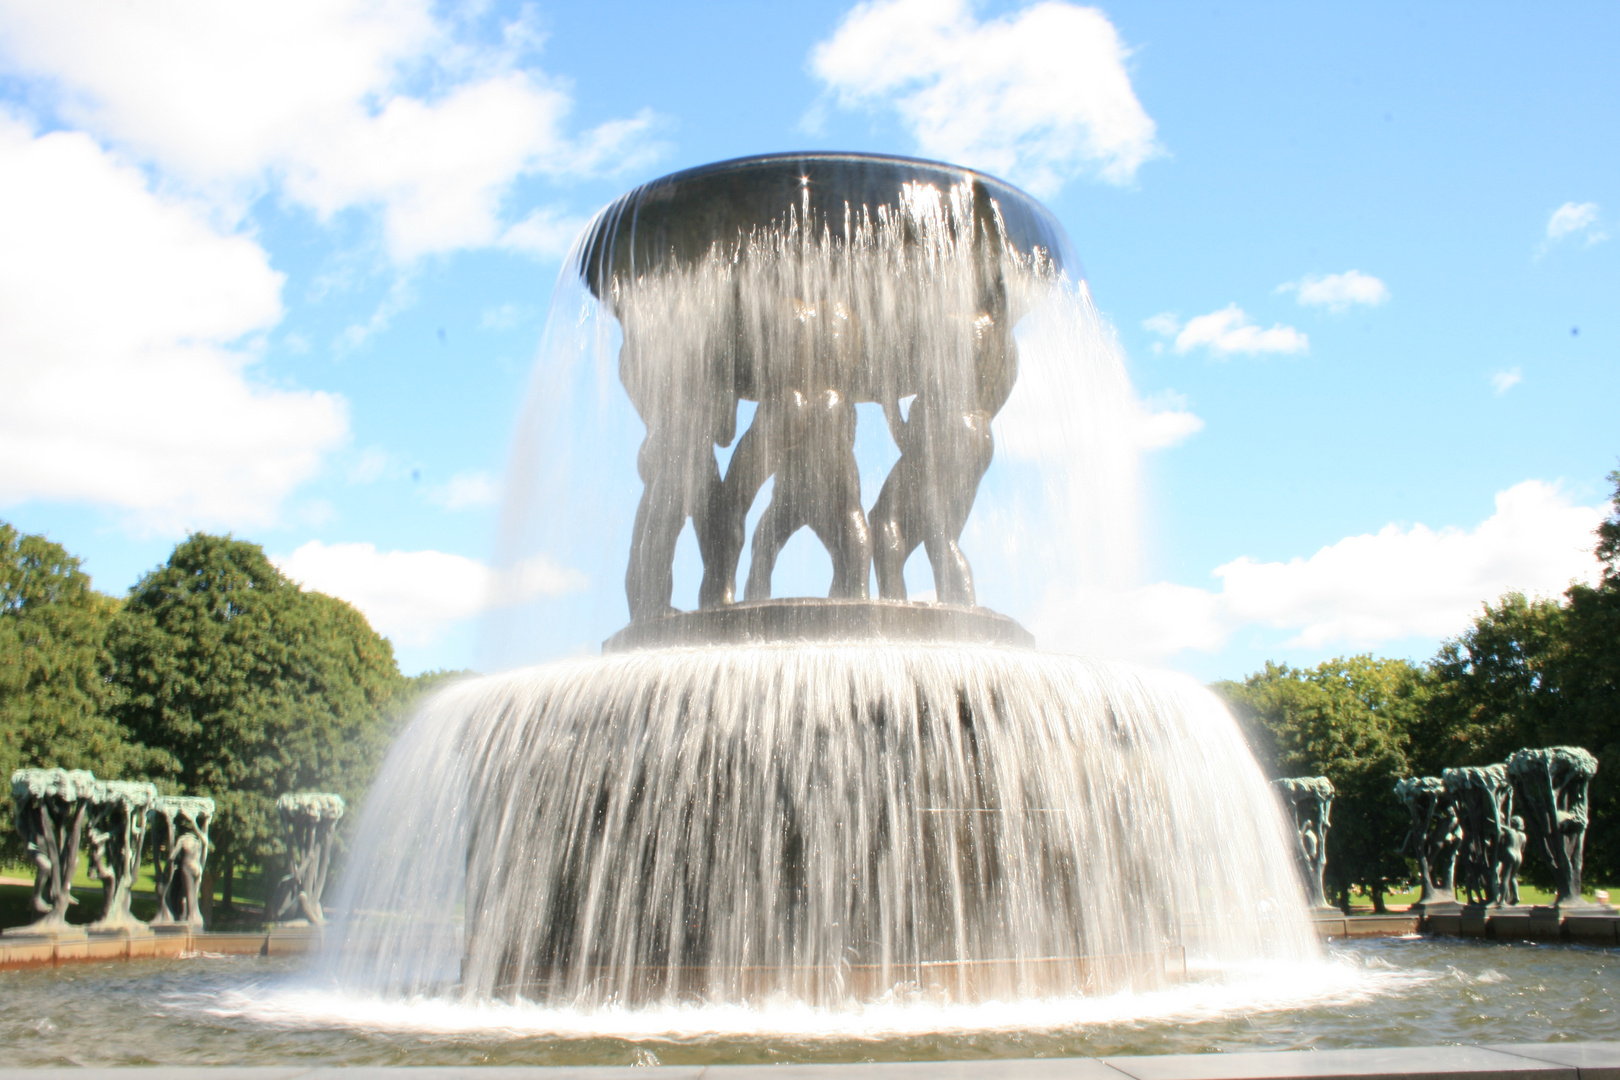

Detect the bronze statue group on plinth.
[
  {"left": 1396, "top": 745, "right": 1598, "bottom": 914},
  {"left": 6, "top": 766, "right": 351, "bottom": 937},
  {"left": 581, "top": 156, "right": 1064, "bottom": 627}
]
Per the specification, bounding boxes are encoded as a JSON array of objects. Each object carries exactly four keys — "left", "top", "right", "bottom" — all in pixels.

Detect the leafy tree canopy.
[
  {"left": 107, "top": 533, "right": 408, "bottom": 891},
  {"left": 1216, "top": 655, "right": 1427, "bottom": 910},
  {"left": 0, "top": 521, "right": 149, "bottom": 785}
]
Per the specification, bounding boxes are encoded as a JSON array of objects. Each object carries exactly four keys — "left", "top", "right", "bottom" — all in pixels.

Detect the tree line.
[
  {"left": 1218, "top": 471, "right": 1620, "bottom": 910},
  {"left": 0, "top": 526, "right": 451, "bottom": 911}
]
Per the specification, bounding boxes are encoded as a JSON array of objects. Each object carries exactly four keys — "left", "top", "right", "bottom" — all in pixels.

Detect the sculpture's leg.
[
  {"left": 814, "top": 454, "right": 872, "bottom": 600},
  {"left": 924, "top": 535, "right": 976, "bottom": 607},
  {"left": 869, "top": 462, "right": 923, "bottom": 601},
  {"left": 625, "top": 436, "right": 686, "bottom": 621},
  {"left": 693, "top": 448, "right": 734, "bottom": 608},
  {"left": 1561, "top": 821, "right": 1584, "bottom": 903},
  {"left": 815, "top": 504, "right": 872, "bottom": 600},
  {"left": 744, "top": 499, "right": 796, "bottom": 601},
  {"left": 48, "top": 801, "right": 86, "bottom": 925},
  {"left": 705, "top": 417, "right": 772, "bottom": 608},
  {"left": 26, "top": 820, "right": 52, "bottom": 915}
]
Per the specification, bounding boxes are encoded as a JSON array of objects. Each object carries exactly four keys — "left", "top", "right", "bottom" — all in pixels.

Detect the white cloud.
[
  {"left": 501, "top": 206, "right": 592, "bottom": 259},
  {"left": 430, "top": 470, "right": 502, "bottom": 510},
  {"left": 275, "top": 540, "right": 586, "bottom": 646},
  {"left": 1134, "top": 392, "right": 1204, "bottom": 450},
  {"left": 1056, "top": 481, "right": 1604, "bottom": 661},
  {"left": 1547, "top": 201, "right": 1605, "bottom": 244},
  {"left": 809, "top": 0, "right": 1161, "bottom": 194},
  {"left": 1280, "top": 270, "right": 1390, "bottom": 311},
  {"left": 1142, "top": 312, "right": 1181, "bottom": 337},
  {"left": 1146, "top": 305, "right": 1308, "bottom": 357},
  {"left": 0, "top": 0, "right": 664, "bottom": 260},
  {"left": 1491, "top": 368, "right": 1523, "bottom": 395},
  {"left": 0, "top": 113, "right": 346, "bottom": 529}
]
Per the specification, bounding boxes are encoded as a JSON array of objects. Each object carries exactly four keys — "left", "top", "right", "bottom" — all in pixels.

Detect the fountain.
[{"left": 328, "top": 153, "right": 1317, "bottom": 1013}]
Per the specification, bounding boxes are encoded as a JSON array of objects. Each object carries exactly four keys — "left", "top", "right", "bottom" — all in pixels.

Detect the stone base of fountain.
[{"left": 602, "top": 599, "right": 1036, "bottom": 653}]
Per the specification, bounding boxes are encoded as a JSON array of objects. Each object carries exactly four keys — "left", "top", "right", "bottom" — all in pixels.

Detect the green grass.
[{"left": 1345, "top": 882, "right": 1613, "bottom": 911}]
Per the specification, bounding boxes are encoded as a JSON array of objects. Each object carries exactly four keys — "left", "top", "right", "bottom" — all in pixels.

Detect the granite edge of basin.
[{"left": 0, "top": 1042, "right": 1614, "bottom": 1079}]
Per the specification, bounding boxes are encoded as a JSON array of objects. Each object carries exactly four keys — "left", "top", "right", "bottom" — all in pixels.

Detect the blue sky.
[{"left": 0, "top": 1, "right": 1614, "bottom": 681}]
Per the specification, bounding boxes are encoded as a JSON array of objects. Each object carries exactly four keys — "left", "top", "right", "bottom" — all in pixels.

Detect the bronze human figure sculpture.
[
  {"left": 84, "top": 779, "right": 158, "bottom": 931},
  {"left": 869, "top": 198, "right": 1019, "bottom": 607},
  {"left": 1443, "top": 764, "right": 1514, "bottom": 907},
  {"left": 149, "top": 795, "right": 214, "bottom": 929},
  {"left": 1508, "top": 746, "right": 1599, "bottom": 907},
  {"left": 1499, "top": 814, "right": 1527, "bottom": 906},
  {"left": 1395, "top": 775, "right": 1461, "bottom": 907},
  {"left": 269, "top": 792, "right": 346, "bottom": 925},
  {"left": 1273, "top": 776, "right": 1334, "bottom": 909},
  {"left": 6, "top": 768, "right": 95, "bottom": 935},
  {"left": 579, "top": 154, "right": 1066, "bottom": 625},
  {"left": 614, "top": 274, "right": 740, "bottom": 621},
  {"left": 712, "top": 291, "right": 871, "bottom": 602}
]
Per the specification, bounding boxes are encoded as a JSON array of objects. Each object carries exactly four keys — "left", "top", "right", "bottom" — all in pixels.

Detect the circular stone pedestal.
[{"left": 602, "top": 598, "right": 1036, "bottom": 653}]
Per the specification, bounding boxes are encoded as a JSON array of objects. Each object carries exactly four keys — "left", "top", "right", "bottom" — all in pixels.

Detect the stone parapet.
[
  {"left": 0, "top": 924, "right": 323, "bottom": 971},
  {"left": 1423, "top": 906, "right": 1620, "bottom": 945}
]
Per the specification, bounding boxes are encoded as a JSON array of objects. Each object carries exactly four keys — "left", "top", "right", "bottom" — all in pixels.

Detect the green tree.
[
  {"left": 1415, "top": 470, "right": 1620, "bottom": 885},
  {"left": 107, "top": 533, "right": 407, "bottom": 909},
  {"left": 1217, "top": 655, "right": 1426, "bottom": 912},
  {"left": 1, "top": 522, "right": 154, "bottom": 864},
  {"left": 1417, "top": 592, "right": 1565, "bottom": 775}
]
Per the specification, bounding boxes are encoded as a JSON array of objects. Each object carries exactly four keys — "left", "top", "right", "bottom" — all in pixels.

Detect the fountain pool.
[{"left": 2, "top": 940, "right": 1617, "bottom": 1067}]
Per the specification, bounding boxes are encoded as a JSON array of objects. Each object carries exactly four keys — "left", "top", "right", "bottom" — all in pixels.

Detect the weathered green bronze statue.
[
  {"left": 1508, "top": 746, "right": 1599, "bottom": 907},
  {"left": 6, "top": 768, "right": 96, "bottom": 935},
  {"left": 1443, "top": 764, "right": 1515, "bottom": 907},
  {"left": 269, "top": 792, "right": 346, "bottom": 925},
  {"left": 1273, "top": 776, "right": 1334, "bottom": 909},
  {"left": 84, "top": 779, "right": 159, "bottom": 931},
  {"left": 1395, "top": 775, "right": 1461, "bottom": 908},
  {"left": 149, "top": 795, "right": 214, "bottom": 929}
]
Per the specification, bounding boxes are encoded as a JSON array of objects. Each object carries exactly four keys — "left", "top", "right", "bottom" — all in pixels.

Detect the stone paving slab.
[
  {"left": 1098, "top": 1045, "right": 1580, "bottom": 1080},
  {"left": 0, "top": 1045, "right": 1615, "bottom": 1080},
  {"left": 1489, "top": 1043, "right": 1620, "bottom": 1080}
]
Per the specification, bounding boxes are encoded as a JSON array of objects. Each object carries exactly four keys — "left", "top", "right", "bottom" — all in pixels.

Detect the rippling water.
[{"left": 3, "top": 939, "right": 1616, "bottom": 1067}]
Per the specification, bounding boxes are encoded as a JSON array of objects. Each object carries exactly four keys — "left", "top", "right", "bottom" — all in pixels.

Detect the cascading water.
[{"left": 327, "top": 153, "right": 1321, "bottom": 1017}]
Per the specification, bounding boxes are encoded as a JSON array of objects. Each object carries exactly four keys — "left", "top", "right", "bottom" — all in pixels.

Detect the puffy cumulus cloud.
[
  {"left": 1279, "top": 270, "right": 1390, "bottom": 311},
  {"left": 1057, "top": 481, "right": 1604, "bottom": 663},
  {"left": 809, "top": 0, "right": 1160, "bottom": 194},
  {"left": 0, "top": 0, "right": 664, "bottom": 260},
  {"left": 275, "top": 540, "right": 586, "bottom": 646},
  {"left": 1146, "top": 305, "right": 1308, "bottom": 357},
  {"left": 1133, "top": 391, "right": 1204, "bottom": 450},
  {"left": 0, "top": 114, "right": 346, "bottom": 529},
  {"left": 1547, "top": 201, "right": 1605, "bottom": 244}
]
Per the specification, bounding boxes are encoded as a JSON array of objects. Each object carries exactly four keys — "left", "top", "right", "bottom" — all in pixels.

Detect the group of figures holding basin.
[
  {"left": 1398, "top": 747, "right": 1601, "bottom": 910},
  {"left": 5, "top": 767, "right": 346, "bottom": 936},
  {"left": 595, "top": 180, "right": 1056, "bottom": 621},
  {"left": 1279, "top": 746, "right": 1602, "bottom": 912}
]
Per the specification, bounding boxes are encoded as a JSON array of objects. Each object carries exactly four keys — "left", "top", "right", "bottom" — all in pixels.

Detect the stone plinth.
[{"left": 603, "top": 599, "right": 1036, "bottom": 653}]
